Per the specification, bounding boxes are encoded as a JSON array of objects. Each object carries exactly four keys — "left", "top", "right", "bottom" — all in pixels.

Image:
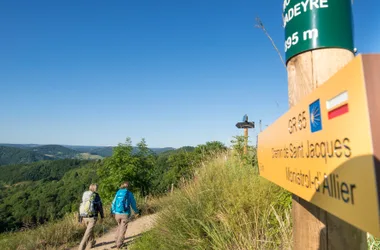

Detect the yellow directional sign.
[{"left": 258, "top": 55, "right": 380, "bottom": 237}]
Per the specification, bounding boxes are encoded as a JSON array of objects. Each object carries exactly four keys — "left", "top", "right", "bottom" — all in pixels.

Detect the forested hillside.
[
  {"left": 0, "top": 146, "right": 53, "bottom": 166},
  {"left": 149, "top": 147, "right": 176, "bottom": 154},
  {"left": 0, "top": 145, "right": 99, "bottom": 166},
  {"left": 0, "top": 138, "right": 226, "bottom": 233},
  {"left": 30, "top": 145, "right": 80, "bottom": 159},
  {"left": 89, "top": 146, "right": 114, "bottom": 157},
  {"left": 0, "top": 144, "right": 176, "bottom": 166},
  {"left": 0, "top": 160, "right": 100, "bottom": 232},
  {"left": 0, "top": 144, "right": 40, "bottom": 149},
  {"left": 63, "top": 145, "right": 103, "bottom": 153},
  {"left": 0, "top": 159, "right": 93, "bottom": 184},
  {"left": 89, "top": 146, "right": 175, "bottom": 157}
]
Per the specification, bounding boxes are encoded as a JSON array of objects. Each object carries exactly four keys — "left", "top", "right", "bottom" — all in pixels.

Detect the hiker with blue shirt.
[{"left": 111, "top": 181, "right": 140, "bottom": 249}]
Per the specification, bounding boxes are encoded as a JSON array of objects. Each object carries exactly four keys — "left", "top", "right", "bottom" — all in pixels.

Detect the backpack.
[
  {"left": 79, "top": 191, "right": 96, "bottom": 217},
  {"left": 112, "top": 189, "right": 128, "bottom": 213}
]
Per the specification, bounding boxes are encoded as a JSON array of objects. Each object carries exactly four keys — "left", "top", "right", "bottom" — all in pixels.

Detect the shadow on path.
[{"left": 93, "top": 233, "right": 143, "bottom": 248}]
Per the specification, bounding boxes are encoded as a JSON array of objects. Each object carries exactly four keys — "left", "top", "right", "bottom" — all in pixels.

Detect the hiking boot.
[
  {"left": 116, "top": 243, "right": 126, "bottom": 249},
  {"left": 91, "top": 240, "right": 96, "bottom": 247}
]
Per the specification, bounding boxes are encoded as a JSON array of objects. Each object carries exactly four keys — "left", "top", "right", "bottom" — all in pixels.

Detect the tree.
[
  {"left": 134, "top": 138, "right": 157, "bottom": 196},
  {"left": 230, "top": 135, "right": 257, "bottom": 167},
  {"left": 194, "top": 141, "right": 227, "bottom": 158},
  {"left": 230, "top": 135, "right": 245, "bottom": 158},
  {"left": 97, "top": 137, "right": 157, "bottom": 200},
  {"left": 97, "top": 138, "right": 138, "bottom": 201}
]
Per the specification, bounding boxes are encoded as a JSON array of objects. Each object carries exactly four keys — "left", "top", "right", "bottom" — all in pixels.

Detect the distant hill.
[
  {"left": 0, "top": 158, "right": 91, "bottom": 184},
  {"left": 0, "top": 143, "right": 40, "bottom": 149},
  {"left": 0, "top": 143, "right": 176, "bottom": 165},
  {"left": 151, "top": 147, "right": 176, "bottom": 154},
  {"left": 31, "top": 145, "right": 80, "bottom": 159},
  {"left": 63, "top": 145, "right": 105, "bottom": 153},
  {"left": 90, "top": 146, "right": 176, "bottom": 157},
  {"left": 177, "top": 146, "right": 195, "bottom": 152},
  {"left": 0, "top": 159, "right": 99, "bottom": 233},
  {"left": 0, "top": 146, "right": 53, "bottom": 166},
  {"left": 157, "top": 146, "right": 195, "bottom": 158},
  {"left": 0, "top": 144, "right": 104, "bottom": 153},
  {"left": 0, "top": 145, "right": 103, "bottom": 166},
  {"left": 76, "top": 152, "right": 103, "bottom": 160},
  {"left": 89, "top": 147, "right": 114, "bottom": 157}
]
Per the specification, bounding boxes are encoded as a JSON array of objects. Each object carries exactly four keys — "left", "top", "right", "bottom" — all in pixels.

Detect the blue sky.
[{"left": 0, "top": 0, "right": 379, "bottom": 148}]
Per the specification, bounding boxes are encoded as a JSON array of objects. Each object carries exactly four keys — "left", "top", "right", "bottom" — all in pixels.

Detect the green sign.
[{"left": 283, "top": 0, "right": 355, "bottom": 63}]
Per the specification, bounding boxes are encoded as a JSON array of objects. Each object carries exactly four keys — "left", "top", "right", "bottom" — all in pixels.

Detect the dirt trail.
[{"left": 72, "top": 214, "right": 157, "bottom": 250}]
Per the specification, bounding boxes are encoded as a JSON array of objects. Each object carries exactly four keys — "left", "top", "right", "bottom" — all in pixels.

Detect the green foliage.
[
  {"left": 0, "top": 160, "right": 100, "bottom": 233},
  {"left": 194, "top": 141, "right": 228, "bottom": 160},
  {"left": 2, "top": 137, "right": 379, "bottom": 250},
  {"left": 368, "top": 234, "right": 380, "bottom": 250},
  {"left": 31, "top": 145, "right": 80, "bottom": 159},
  {"left": 133, "top": 139, "right": 157, "bottom": 196},
  {"left": 149, "top": 143, "right": 227, "bottom": 195},
  {"left": 76, "top": 152, "right": 103, "bottom": 160},
  {"left": 131, "top": 153, "right": 293, "bottom": 250},
  {"left": 0, "top": 159, "right": 91, "bottom": 184},
  {"left": 156, "top": 146, "right": 195, "bottom": 159},
  {"left": 0, "top": 144, "right": 40, "bottom": 149},
  {"left": 0, "top": 137, "right": 229, "bottom": 242},
  {"left": 230, "top": 135, "right": 257, "bottom": 167},
  {"left": 97, "top": 138, "right": 225, "bottom": 202},
  {"left": 0, "top": 209, "right": 117, "bottom": 250},
  {"left": 97, "top": 137, "right": 162, "bottom": 201},
  {"left": 97, "top": 138, "right": 142, "bottom": 202},
  {"left": 0, "top": 195, "right": 150, "bottom": 250},
  {"left": 89, "top": 146, "right": 115, "bottom": 157},
  {"left": 0, "top": 145, "right": 105, "bottom": 166},
  {"left": 89, "top": 146, "right": 175, "bottom": 158},
  {"left": 151, "top": 149, "right": 196, "bottom": 195},
  {"left": 0, "top": 146, "right": 53, "bottom": 166},
  {"left": 195, "top": 141, "right": 227, "bottom": 153}
]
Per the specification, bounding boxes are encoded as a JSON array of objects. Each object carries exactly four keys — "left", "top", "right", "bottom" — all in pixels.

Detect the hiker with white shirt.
[{"left": 78, "top": 183, "right": 104, "bottom": 250}]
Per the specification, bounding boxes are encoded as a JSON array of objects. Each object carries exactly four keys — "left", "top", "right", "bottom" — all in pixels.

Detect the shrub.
[{"left": 131, "top": 153, "right": 292, "bottom": 250}]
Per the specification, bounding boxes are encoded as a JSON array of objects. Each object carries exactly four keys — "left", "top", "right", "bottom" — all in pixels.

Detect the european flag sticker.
[{"left": 309, "top": 99, "right": 322, "bottom": 133}]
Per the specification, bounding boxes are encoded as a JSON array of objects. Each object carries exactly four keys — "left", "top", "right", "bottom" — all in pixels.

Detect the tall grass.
[
  {"left": 368, "top": 234, "right": 380, "bottom": 250},
  {"left": 131, "top": 153, "right": 293, "bottom": 250},
  {"left": 0, "top": 209, "right": 116, "bottom": 250},
  {"left": 0, "top": 196, "right": 153, "bottom": 250}
]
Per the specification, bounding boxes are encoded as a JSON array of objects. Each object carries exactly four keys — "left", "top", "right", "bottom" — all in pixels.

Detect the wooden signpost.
[
  {"left": 257, "top": 0, "right": 378, "bottom": 249},
  {"left": 236, "top": 114, "right": 255, "bottom": 155},
  {"left": 259, "top": 55, "right": 380, "bottom": 240}
]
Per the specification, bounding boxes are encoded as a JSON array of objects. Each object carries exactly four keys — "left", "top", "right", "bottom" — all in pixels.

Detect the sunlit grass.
[
  {"left": 368, "top": 233, "right": 380, "bottom": 250},
  {"left": 131, "top": 152, "right": 293, "bottom": 250},
  {"left": 2, "top": 150, "right": 378, "bottom": 250},
  {"left": 0, "top": 206, "right": 116, "bottom": 250},
  {"left": 0, "top": 196, "right": 157, "bottom": 250}
]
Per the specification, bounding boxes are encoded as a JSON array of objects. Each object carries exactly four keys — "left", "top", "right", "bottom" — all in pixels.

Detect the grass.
[
  {"left": 3, "top": 150, "right": 377, "bottom": 249},
  {"left": 368, "top": 234, "right": 380, "bottom": 250},
  {"left": 0, "top": 208, "right": 116, "bottom": 250},
  {"left": 131, "top": 152, "right": 293, "bottom": 250},
  {"left": 0, "top": 197, "right": 153, "bottom": 250},
  {"left": 76, "top": 153, "right": 103, "bottom": 160}
]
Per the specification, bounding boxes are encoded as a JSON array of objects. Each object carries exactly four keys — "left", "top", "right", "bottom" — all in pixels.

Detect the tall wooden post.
[
  {"left": 288, "top": 49, "right": 367, "bottom": 250},
  {"left": 282, "top": 0, "right": 367, "bottom": 248},
  {"left": 236, "top": 115, "right": 255, "bottom": 155},
  {"left": 244, "top": 128, "right": 248, "bottom": 155}
]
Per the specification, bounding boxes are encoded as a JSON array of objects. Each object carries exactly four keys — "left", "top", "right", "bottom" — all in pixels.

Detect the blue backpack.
[{"left": 113, "top": 189, "right": 128, "bottom": 213}]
